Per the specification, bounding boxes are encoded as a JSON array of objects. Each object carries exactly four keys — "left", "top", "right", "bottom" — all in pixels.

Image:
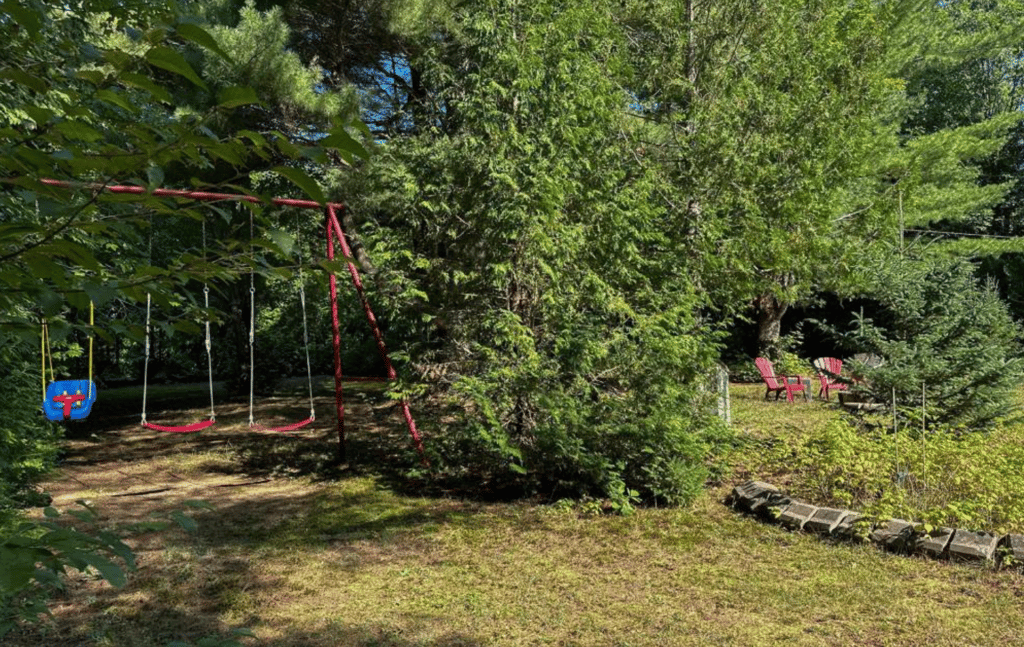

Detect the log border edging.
[{"left": 726, "top": 480, "right": 1024, "bottom": 569}]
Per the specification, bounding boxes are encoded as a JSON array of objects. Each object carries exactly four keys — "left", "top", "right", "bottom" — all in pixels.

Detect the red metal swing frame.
[{"left": 42, "top": 179, "right": 427, "bottom": 465}]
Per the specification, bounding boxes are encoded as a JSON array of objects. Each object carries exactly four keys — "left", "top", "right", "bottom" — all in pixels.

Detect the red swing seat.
[
  {"left": 142, "top": 419, "right": 215, "bottom": 434},
  {"left": 249, "top": 416, "right": 315, "bottom": 434}
]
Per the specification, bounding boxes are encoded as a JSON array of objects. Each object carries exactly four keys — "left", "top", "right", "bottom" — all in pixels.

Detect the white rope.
[
  {"left": 298, "top": 262, "right": 315, "bottom": 420},
  {"left": 202, "top": 219, "right": 216, "bottom": 422},
  {"left": 294, "top": 212, "right": 315, "bottom": 419},
  {"left": 141, "top": 292, "right": 151, "bottom": 425},
  {"left": 248, "top": 211, "right": 256, "bottom": 427},
  {"left": 204, "top": 285, "right": 215, "bottom": 421},
  {"left": 142, "top": 213, "right": 153, "bottom": 426}
]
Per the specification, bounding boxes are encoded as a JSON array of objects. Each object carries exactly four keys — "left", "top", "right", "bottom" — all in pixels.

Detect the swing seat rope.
[
  {"left": 247, "top": 211, "right": 317, "bottom": 434},
  {"left": 140, "top": 286, "right": 218, "bottom": 434}
]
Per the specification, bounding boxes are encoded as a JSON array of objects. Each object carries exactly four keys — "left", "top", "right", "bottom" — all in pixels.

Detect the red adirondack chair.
[
  {"left": 813, "top": 357, "right": 849, "bottom": 400},
  {"left": 754, "top": 357, "right": 807, "bottom": 403}
]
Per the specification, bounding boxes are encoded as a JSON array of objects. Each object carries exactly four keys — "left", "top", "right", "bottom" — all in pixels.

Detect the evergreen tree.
[
  {"left": 625, "top": 0, "right": 1024, "bottom": 357},
  {"left": 345, "top": 0, "right": 726, "bottom": 506},
  {"left": 842, "top": 258, "right": 1024, "bottom": 430}
]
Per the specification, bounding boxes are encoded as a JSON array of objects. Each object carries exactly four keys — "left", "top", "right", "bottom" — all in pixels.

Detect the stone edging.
[{"left": 726, "top": 480, "right": 1024, "bottom": 568}]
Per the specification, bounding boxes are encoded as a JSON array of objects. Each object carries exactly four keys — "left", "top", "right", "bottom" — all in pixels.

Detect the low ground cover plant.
[{"left": 735, "top": 384, "right": 1024, "bottom": 533}]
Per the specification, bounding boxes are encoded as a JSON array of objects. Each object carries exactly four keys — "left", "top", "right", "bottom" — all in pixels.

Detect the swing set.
[{"left": 39, "top": 179, "right": 426, "bottom": 464}]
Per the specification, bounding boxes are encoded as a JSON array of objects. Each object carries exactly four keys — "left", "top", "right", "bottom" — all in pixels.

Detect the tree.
[
  {"left": 621, "top": 0, "right": 904, "bottom": 357},
  {"left": 0, "top": 0, "right": 366, "bottom": 630},
  {"left": 278, "top": 0, "right": 450, "bottom": 138},
  {"left": 841, "top": 258, "right": 1024, "bottom": 430},
  {"left": 624, "top": 0, "right": 1024, "bottom": 358},
  {"left": 342, "top": 0, "right": 726, "bottom": 506}
]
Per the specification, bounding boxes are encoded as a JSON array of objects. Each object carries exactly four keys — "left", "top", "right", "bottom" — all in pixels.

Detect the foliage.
[
  {"left": 839, "top": 258, "right": 1024, "bottom": 430},
  {"left": 0, "top": 0, "right": 366, "bottom": 327},
  {"left": 0, "top": 501, "right": 135, "bottom": 637},
  {"left": 756, "top": 415, "right": 1024, "bottom": 534},
  {"left": 623, "top": 0, "right": 1024, "bottom": 355},
  {"left": 622, "top": 0, "right": 909, "bottom": 356},
  {"left": 0, "top": 339, "right": 62, "bottom": 520},
  {"left": 0, "top": 0, "right": 363, "bottom": 637},
  {"left": 0, "top": 498, "right": 212, "bottom": 637},
  {"left": 198, "top": 0, "right": 359, "bottom": 138},
  {"left": 344, "top": 0, "right": 728, "bottom": 507}
]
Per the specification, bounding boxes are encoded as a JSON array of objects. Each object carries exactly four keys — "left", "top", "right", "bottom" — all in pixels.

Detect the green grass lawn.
[{"left": 7, "top": 383, "right": 1024, "bottom": 646}]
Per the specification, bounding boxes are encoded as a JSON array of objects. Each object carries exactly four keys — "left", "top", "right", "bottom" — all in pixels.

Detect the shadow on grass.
[
  {"left": 267, "top": 627, "right": 484, "bottom": 647},
  {"left": 6, "top": 598, "right": 484, "bottom": 647},
  {"left": 7, "top": 476, "right": 492, "bottom": 647},
  {"left": 58, "top": 376, "right": 533, "bottom": 506}
]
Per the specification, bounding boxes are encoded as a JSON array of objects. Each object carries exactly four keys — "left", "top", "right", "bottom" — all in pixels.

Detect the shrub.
[
  {"left": 838, "top": 259, "right": 1024, "bottom": 430},
  {"left": 764, "top": 416, "right": 1024, "bottom": 533},
  {"left": 0, "top": 337, "right": 62, "bottom": 522}
]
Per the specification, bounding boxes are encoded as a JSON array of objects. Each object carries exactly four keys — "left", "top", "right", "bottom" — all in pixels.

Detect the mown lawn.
[{"left": 7, "top": 382, "right": 1024, "bottom": 646}]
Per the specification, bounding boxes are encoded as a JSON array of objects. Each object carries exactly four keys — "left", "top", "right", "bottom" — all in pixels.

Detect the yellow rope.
[
  {"left": 88, "top": 300, "right": 94, "bottom": 398},
  {"left": 41, "top": 319, "right": 55, "bottom": 395},
  {"left": 41, "top": 318, "right": 46, "bottom": 401}
]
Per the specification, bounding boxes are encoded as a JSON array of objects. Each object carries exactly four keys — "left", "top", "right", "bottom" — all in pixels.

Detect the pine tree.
[{"left": 341, "top": 0, "right": 726, "bottom": 506}]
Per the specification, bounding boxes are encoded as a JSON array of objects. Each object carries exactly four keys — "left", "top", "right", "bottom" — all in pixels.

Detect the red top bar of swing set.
[{"left": 39, "top": 178, "right": 343, "bottom": 210}]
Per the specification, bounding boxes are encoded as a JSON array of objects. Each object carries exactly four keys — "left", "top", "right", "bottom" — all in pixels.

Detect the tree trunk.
[{"left": 756, "top": 292, "right": 789, "bottom": 359}]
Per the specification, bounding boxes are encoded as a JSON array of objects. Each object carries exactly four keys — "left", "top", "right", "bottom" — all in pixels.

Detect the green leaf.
[
  {"left": 144, "top": 46, "right": 208, "bottom": 91},
  {"left": 37, "top": 291, "right": 63, "bottom": 317},
  {"left": 43, "top": 507, "right": 60, "bottom": 518},
  {"left": 0, "top": 68, "right": 48, "bottom": 93},
  {"left": 272, "top": 166, "right": 326, "bottom": 205},
  {"left": 0, "top": 546, "right": 39, "bottom": 592},
  {"left": 83, "top": 284, "right": 118, "bottom": 308},
  {"left": 238, "top": 130, "right": 268, "bottom": 149},
  {"left": 63, "top": 549, "right": 127, "bottom": 588},
  {"left": 267, "top": 230, "right": 295, "bottom": 257},
  {"left": 66, "top": 509, "right": 96, "bottom": 523},
  {"left": 120, "top": 72, "right": 172, "bottom": 103},
  {"left": 95, "top": 89, "right": 139, "bottom": 114},
  {"left": 319, "top": 127, "right": 369, "bottom": 164},
  {"left": 217, "top": 86, "right": 260, "bottom": 110},
  {"left": 23, "top": 106, "right": 53, "bottom": 127},
  {"left": 75, "top": 69, "right": 105, "bottom": 84},
  {"left": 51, "top": 121, "right": 102, "bottom": 142},
  {"left": 147, "top": 164, "right": 164, "bottom": 188},
  {"left": 175, "top": 23, "right": 232, "bottom": 62},
  {"left": 1, "top": 0, "right": 42, "bottom": 37},
  {"left": 169, "top": 510, "right": 198, "bottom": 533}
]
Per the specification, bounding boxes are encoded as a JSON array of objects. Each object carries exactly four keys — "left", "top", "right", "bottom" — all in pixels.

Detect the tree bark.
[{"left": 755, "top": 292, "right": 788, "bottom": 359}]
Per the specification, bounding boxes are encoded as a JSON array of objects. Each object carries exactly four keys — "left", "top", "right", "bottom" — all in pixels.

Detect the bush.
[
  {"left": 759, "top": 416, "right": 1024, "bottom": 533},
  {"left": 1, "top": 502, "right": 136, "bottom": 637},
  {"left": 838, "top": 259, "right": 1024, "bottom": 430},
  {"left": 0, "top": 337, "right": 62, "bottom": 522}
]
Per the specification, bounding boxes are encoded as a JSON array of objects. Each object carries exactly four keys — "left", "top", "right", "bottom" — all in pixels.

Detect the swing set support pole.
[
  {"left": 326, "top": 205, "right": 428, "bottom": 467},
  {"left": 325, "top": 210, "right": 346, "bottom": 464}
]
